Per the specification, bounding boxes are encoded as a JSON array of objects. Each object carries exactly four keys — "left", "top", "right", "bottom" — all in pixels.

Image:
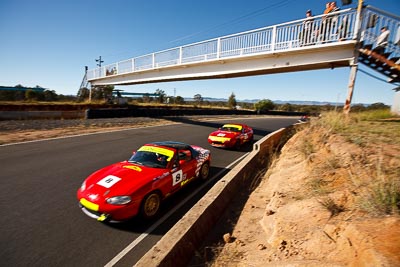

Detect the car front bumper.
[{"left": 78, "top": 198, "right": 140, "bottom": 223}]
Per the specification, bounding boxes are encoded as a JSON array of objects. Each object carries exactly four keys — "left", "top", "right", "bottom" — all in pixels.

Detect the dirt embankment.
[{"left": 200, "top": 120, "right": 400, "bottom": 266}]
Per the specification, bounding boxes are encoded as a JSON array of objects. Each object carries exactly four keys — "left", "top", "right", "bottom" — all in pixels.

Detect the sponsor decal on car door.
[{"left": 172, "top": 170, "right": 185, "bottom": 186}]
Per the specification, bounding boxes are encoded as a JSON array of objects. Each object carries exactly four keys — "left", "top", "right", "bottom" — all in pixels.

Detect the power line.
[
  {"left": 103, "top": 0, "right": 296, "bottom": 59},
  {"left": 167, "top": 0, "right": 296, "bottom": 45}
]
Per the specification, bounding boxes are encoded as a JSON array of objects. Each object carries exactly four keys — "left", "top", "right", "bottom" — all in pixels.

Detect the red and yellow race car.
[
  {"left": 77, "top": 141, "right": 211, "bottom": 222},
  {"left": 207, "top": 123, "right": 254, "bottom": 149}
]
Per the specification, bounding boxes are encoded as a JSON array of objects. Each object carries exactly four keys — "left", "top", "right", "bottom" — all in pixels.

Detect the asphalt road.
[{"left": 0, "top": 116, "right": 298, "bottom": 267}]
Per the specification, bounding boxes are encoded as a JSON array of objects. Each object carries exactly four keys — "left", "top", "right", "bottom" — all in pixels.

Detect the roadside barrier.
[{"left": 135, "top": 124, "right": 299, "bottom": 267}]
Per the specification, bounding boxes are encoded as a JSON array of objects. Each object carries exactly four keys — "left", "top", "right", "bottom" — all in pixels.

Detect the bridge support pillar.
[{"left": 343, "top": 63, "right": 358, "bottom": 114}]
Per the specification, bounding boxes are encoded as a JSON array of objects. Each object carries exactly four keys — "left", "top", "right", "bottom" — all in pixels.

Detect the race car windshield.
[
  {"left": 221, "top": 125, "right": 242, "bottom": 132},
  {"left": 128, "top": 151, "right": 169, "bottom": 169}
]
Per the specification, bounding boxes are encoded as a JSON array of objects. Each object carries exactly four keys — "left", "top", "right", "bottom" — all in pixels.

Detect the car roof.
[{"left": 147, "top": 141, "right": 192, "bottom": 151}]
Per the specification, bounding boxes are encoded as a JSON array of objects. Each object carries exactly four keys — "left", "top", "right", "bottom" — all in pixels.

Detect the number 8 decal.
[{"left": 172, "top": 170, "right": 183, "bottom": 186}]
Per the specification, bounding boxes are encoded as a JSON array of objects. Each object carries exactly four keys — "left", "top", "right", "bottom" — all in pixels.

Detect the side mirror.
[{"left": 179, "top": 159, "right": 186, "bottom": 165}]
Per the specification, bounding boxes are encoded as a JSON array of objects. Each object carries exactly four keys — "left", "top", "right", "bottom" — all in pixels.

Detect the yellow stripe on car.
[
  {"left": 80, "top": 198, "right": 99, "bottom": 211},
  {"left": 223, "top": 124, "right": 242, "bottom": 131},
  {"left": 209, "top": 136, "right": 231, "bottom": 142},
  {"left": 123, "top": 165, "right": 142, "bottom": 172},
  {"left": 138, "top": 146, "right": 174, "bottom": 161}
]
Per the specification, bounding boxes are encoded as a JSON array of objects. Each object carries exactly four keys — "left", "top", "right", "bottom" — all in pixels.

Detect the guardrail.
[{"left": 135, "top": 123, "right": 302, "bottom": 266}]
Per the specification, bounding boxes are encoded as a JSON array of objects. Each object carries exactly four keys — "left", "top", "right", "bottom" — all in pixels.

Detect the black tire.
[
  {"left": 246, "top": 135, "right": 254, "bottom": 147},
  {"left": 140, "top": 192, "right": 161, "bottom": 219},
  {"left": 234, "top": 139, "right": 241, "bottom": 150},
  {"left": 199, "top": 162, "right": 210, "bottom": 180}
]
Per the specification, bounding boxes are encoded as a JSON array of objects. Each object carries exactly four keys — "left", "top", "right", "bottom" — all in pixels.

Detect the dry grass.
[
  {"left": 304, "top": 110, "right": 400, "bottom": 216},
  {"left": 318, "top": 197, "right": 345, "bottom": 217}
]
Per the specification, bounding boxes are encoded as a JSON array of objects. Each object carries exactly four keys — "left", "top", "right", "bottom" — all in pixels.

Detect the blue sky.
[{"left": 0, "top": 0, "right": 399, "bottom": 105}]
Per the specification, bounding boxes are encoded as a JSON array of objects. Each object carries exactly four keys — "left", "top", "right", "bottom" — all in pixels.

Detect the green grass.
[
  {"left": 314, "top": 110, "right": 400, "bottom": 147},
  {"left": 359, "top": 175, "right": 400, "bottom": 216}
]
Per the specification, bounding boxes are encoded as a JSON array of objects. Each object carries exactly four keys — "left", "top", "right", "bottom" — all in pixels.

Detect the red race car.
[
  {"left": 208, "top": 123, "right": 254, "bottom": 149},
  {"left": 77, "top": 141, "right": 211, "bottom": 222}
]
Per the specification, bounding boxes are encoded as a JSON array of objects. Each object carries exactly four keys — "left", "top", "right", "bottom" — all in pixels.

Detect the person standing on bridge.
[
  {"left": 329, "top": 1, "right": 340, "bottom": 38},
  {"left": 320, "top": 2, "right": 333, "bottom": 43},
  {"left": 300, "top": 10, "right": 316, "bottom": 46},
  {"left": 395, "top": 26, "right": 400, "bottom": 46},
  {"left": 374, "top": 26, "right": 390, "bottom": 55},
  {"left": 320, "top": 1, "right": 340, "bottom": 43}
]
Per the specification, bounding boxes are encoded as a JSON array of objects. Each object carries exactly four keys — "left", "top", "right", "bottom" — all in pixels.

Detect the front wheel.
[
  {"left": 249, "top": 135, "right": 254, "bottom": 143},
  {"left": 234, "top": 139, "right": 242, "bottom": 150},
  {"left": 140, "top": 192, "right": 161, "bottom": 219},
  {"left": 199, "top": 162, "right": 210, "bottom": 180}
]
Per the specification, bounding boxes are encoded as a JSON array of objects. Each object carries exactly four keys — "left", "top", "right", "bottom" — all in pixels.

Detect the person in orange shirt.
[
  {"left": 324, "top": 2, "right": 333, "bottom": 14},
  {"left": 321, "top": 2, "right": 339, "bottom": 42}
]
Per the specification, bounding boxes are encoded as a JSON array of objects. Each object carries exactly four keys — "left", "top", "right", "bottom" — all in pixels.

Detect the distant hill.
[{"left": 184, "top": 97, "right": 344, "bottom": 106}]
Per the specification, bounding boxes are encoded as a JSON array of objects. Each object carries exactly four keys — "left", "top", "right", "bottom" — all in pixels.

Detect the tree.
[
  {"left": 90, "top": 85, "right": 114, "bottom": 101},
  {"left": 280, "top": 103, "right": 294, "bottom": 112},
  {"left": 175, "top": 96, "right": 185, "bottom": 104},
  {"left": 77, "top": 87, "right": 90, "bottom": 102},
  {"left": 228, "top": 92, "right": 237, "bottom": 109},
  {"left": 367, "top": 102, "right": 388, "bottom": 110},
  {"left": 254, "top": 99, "right": 275, "bottom": 113},
  {"left": 194, "top": 94, "right": 203, "bottom": 105},
  {"left": 41, "top": 90, "right": 58, "bottom": 101},
  {"left": 25, "top": 89, "right": 37, "bottom": 101},
  {"left": 155, "top": 89, "right": 166, "bottom": 103},
  {"left": 142, "top": 94, "right": 151, "bottom": 103}
]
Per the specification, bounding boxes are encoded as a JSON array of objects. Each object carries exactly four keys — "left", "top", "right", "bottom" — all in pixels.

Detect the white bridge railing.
[
  {"left": 360, "top": 6, "right": 400, "bottom": 58},
  {"left": 87, "top": 6, "right": 399, "bottom": 81}
]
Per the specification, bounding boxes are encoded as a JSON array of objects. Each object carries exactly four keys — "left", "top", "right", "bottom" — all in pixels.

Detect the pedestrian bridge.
[{"left": 86, "top": 6, "right": 399, "bottom": 87}]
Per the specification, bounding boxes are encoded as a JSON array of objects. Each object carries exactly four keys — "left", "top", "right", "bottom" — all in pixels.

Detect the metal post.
[
  {"left": 343, "top": 61, "right": 358, "bottom": 114},
  {"left": 179, "top": 47, "right": 182, "bottom": 64},
  {"left": 217, "top": 38, "right": 221, "bottom": 59},
  {"left": 96, "top": 56, "right": 104, "bottom": 67},
  {"left": 271, "top": 26, "right": 277, "bottom": 52},
  {"left": 343, "top": 0, "right": 363, "bottom": 114}
]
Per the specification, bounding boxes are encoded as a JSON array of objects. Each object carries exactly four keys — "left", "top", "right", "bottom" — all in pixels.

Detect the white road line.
[{"left": 104, "top": 152, "right": 249, "bottom": 267}]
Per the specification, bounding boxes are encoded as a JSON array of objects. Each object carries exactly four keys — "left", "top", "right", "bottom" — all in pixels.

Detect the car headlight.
[
  {"left": 106, "top": 196, "right": 132, "bottom": 205},
  {"left": 80, "top": 181, "right": 86, "bottom": 191}
]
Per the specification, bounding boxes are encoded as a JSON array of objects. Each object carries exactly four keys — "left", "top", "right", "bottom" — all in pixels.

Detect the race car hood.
[
  {"left": 209, "top": 130, "right": 239, "bottom": 139},
  {"left": 81, "top": 162, "right": 168, "bottom": 200}
]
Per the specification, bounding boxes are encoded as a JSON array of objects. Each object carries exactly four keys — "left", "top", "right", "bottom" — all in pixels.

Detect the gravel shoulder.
[{"left": 0, "top": 117, "right": 176, "bottom": 145}]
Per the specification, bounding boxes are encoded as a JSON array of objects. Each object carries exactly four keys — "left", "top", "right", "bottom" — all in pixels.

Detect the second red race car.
[
  {"left": 207, "top": 123, "right": 254, "bottom": 149},
  {"left": 77, "top": 141, "right": 211, "bottom": 222}
]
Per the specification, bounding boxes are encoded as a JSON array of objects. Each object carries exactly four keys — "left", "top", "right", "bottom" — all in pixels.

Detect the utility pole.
[
  {"left": 95, "top": 56, "right": 104, "bottom": 67},
  {"left": 92, "top": 56, "right": 104, "bottom": 104}
]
